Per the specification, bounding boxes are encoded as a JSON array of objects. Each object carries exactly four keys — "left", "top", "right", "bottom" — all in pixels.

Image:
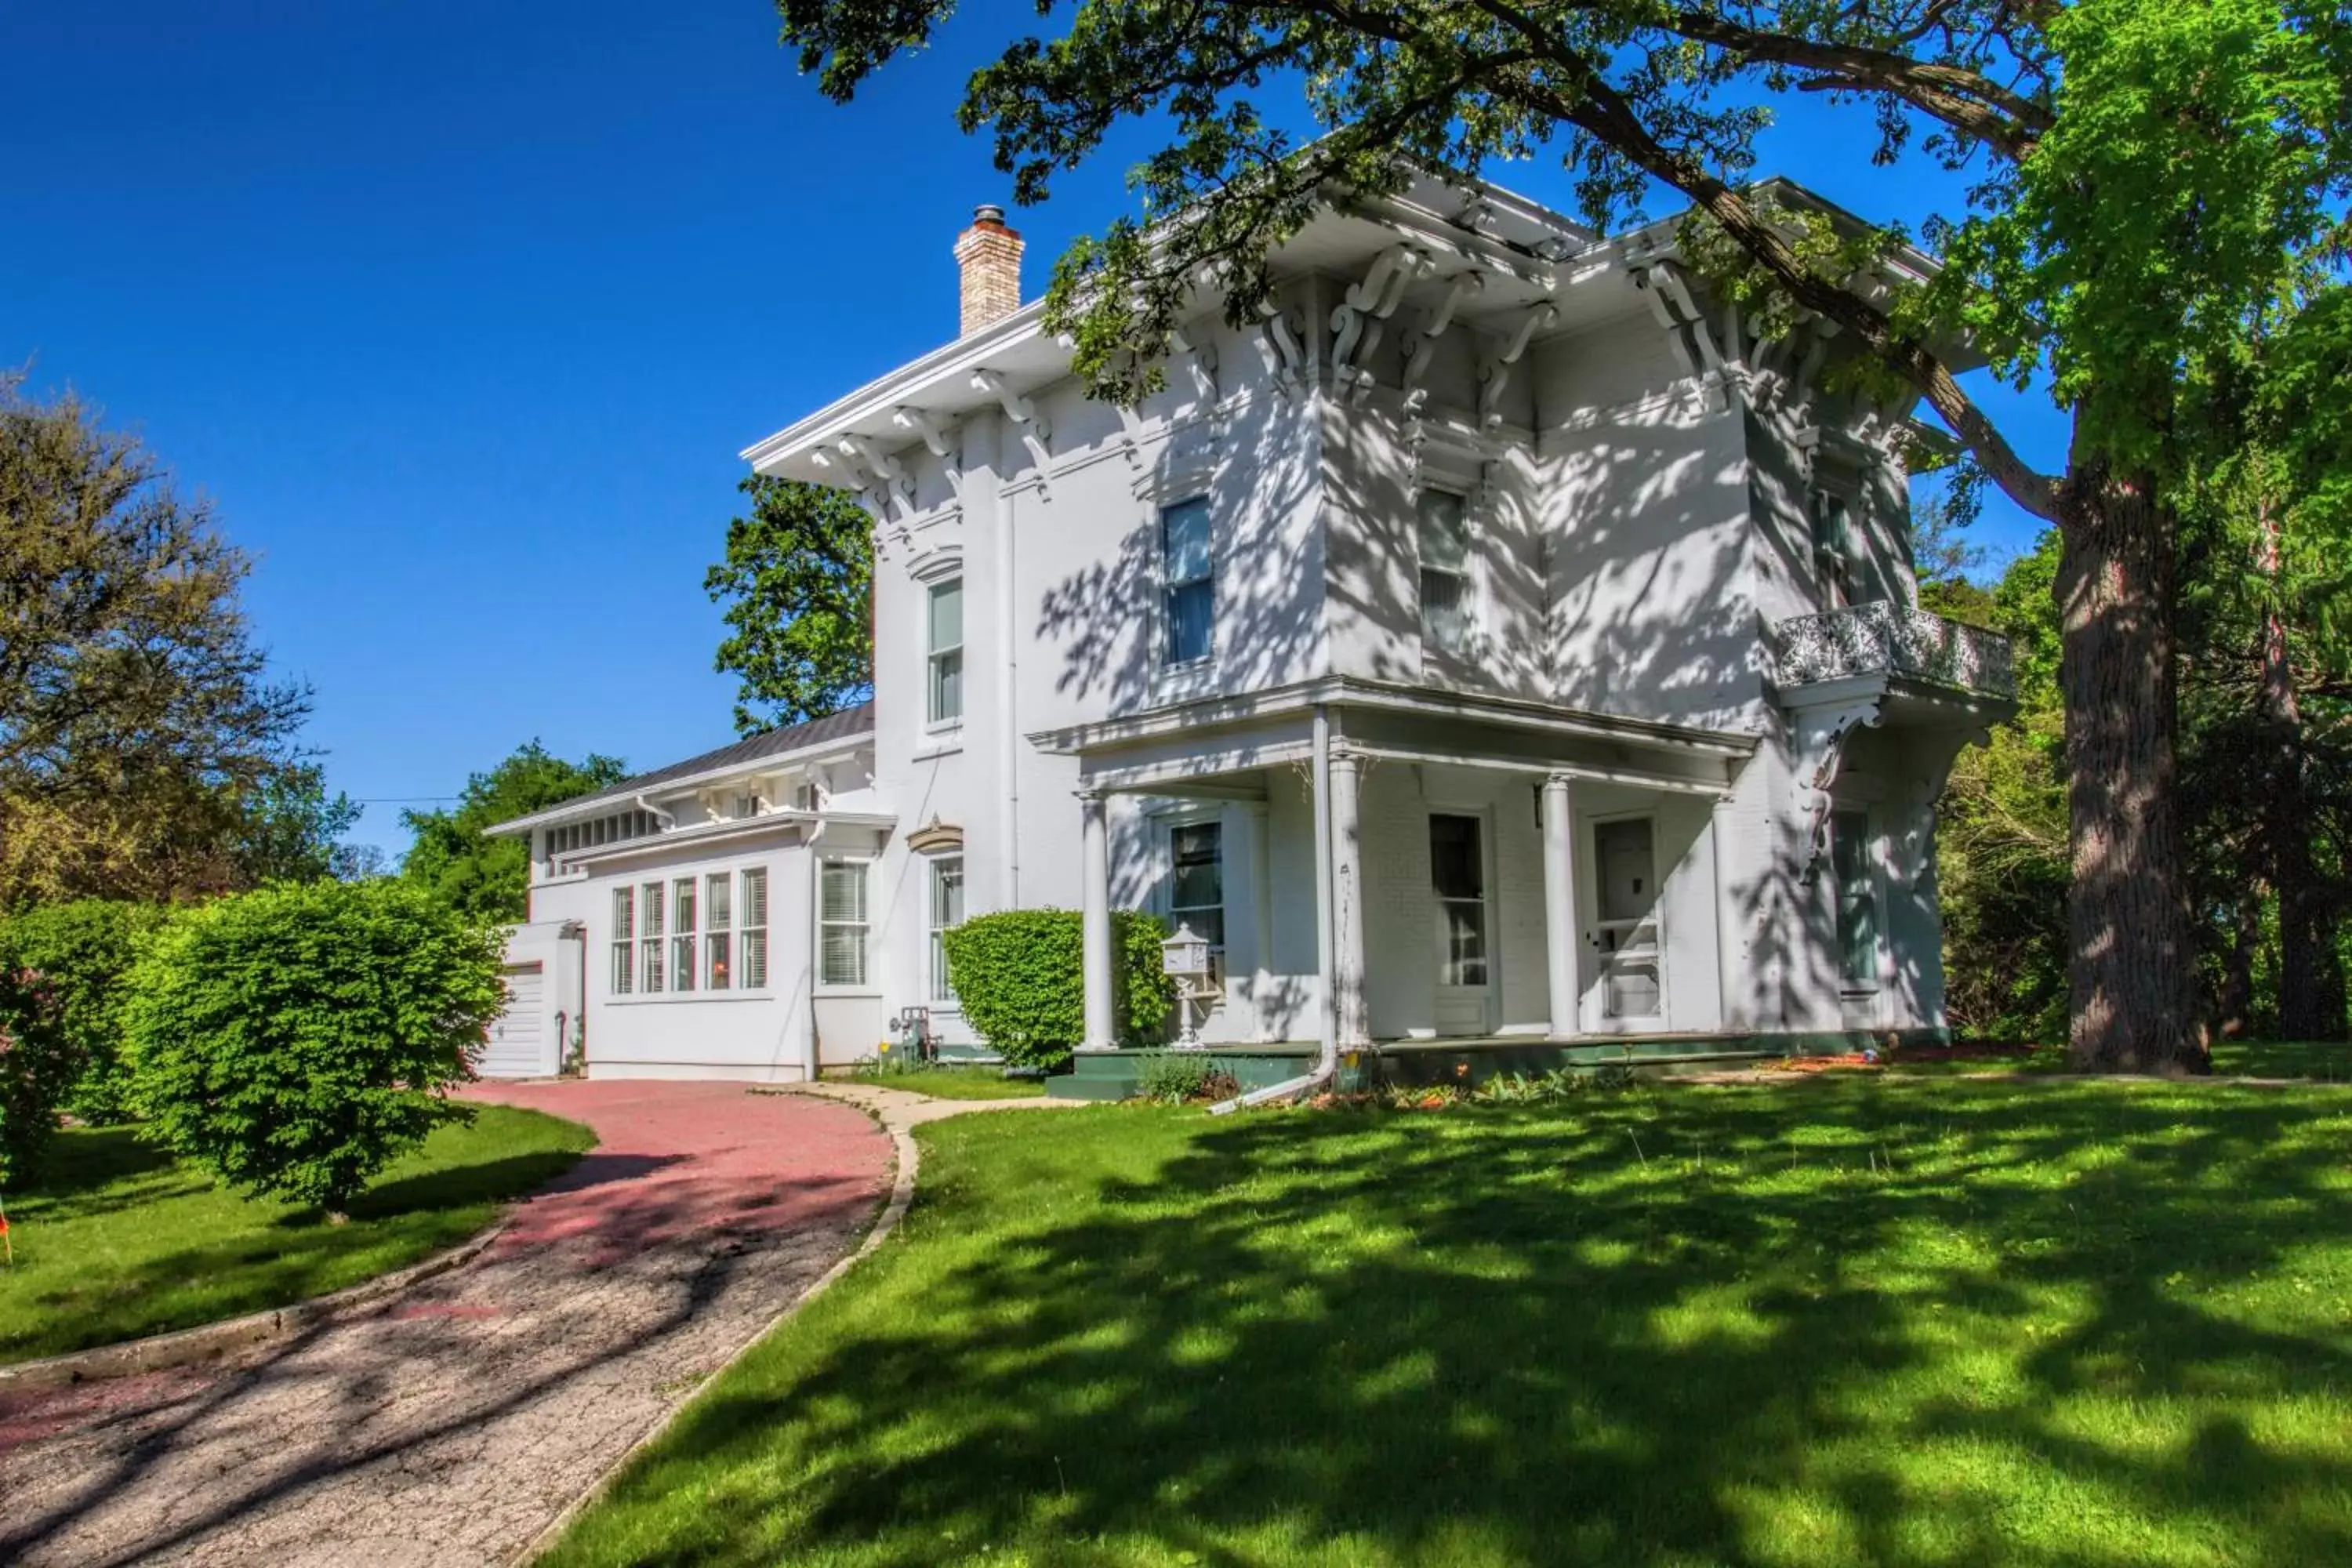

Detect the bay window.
[
  {"left": 705, "top": 872, "right": 732, "bottom": 989},
  {"left": 670, "top": 877, "right": 697, "bottom": 993}
]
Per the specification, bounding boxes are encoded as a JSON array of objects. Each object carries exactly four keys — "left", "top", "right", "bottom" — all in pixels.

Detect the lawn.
[
  {"left": 548, "top": 1076, "right": 2352, "bottom": 1568},
  {"left": 843, "top": 1064, "right": 1049, "bottom": 1101},
  {"left": 0, "top": 1104, "right": 592, "bottom": 1365}
]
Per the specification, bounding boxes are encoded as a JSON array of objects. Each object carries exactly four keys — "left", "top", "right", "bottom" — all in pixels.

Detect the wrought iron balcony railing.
[{"left": 1773, "top": 601, "right": 2016, "bottom": 699}]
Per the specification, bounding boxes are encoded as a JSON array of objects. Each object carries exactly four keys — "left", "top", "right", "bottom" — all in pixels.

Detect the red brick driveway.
[{"left": 0, "top": 1080, "right": 892, "bottom": 1568}]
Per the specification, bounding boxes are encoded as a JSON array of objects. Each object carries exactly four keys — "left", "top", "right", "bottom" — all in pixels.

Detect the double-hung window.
[
  {"left": 1162, "top": 497, "right": 1214, "bottom": 666},
  {"left": 740, "top": 868, "right": 770, "bottom": 989},
  {"left": 1831, "top": 811, "right": 1880, "bottom": 987},
  {"left": 1169, "top": 822, "right": 1225, "bottom": 949},
  {"left": 1417, "top": 488, "right": 1474, "bottom": 655},
  {"left": 610, "top": 886, "right": 635, "bottom": 995},
  {"left": 638, "top": 880, "right": 666, "bottom": 993},
  {"left": 1812, "top": 488, "right": 1859, "bottom": 609},
  {"left": 819, "top": 858, "right": 870, "bottom": 987},
  {"left": 670, "top": 878, "right": 697, "bottom": 993},
  {"left": 704, "top": 873, "right": 732, "bottom": 989},
  {"left": 927, "top": 579, "right": 964, "bottom": 726},
  {"left": 929, "top": 855, "right": 965, "bottom": 1003}
]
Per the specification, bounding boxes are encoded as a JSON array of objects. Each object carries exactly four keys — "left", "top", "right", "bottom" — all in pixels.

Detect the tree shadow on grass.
[{"left": 568, "top": 1078, "right": 2352, "bottom": 1567}]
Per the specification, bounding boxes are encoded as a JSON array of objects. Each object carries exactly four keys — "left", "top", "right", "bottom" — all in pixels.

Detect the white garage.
[{"left": 480, "top": 920, "right": 584, "bottom": 1079}]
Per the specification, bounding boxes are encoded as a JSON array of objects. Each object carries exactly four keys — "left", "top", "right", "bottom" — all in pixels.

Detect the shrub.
[
  {"left": 1134, "top": 1050, "right": 1240, "bottom": 1105},
  {"left": 123, "top": 880, "right": 507, "bottom": 1217},
  {"left": 0, "top": 966, "right": 72, "bottom": 1186},
  {"left": 0, "top": 900, "right": 169, "bottom": 1124},
  {"left": 942, "top": 909, "right": 1173, "bottom": 1068}
]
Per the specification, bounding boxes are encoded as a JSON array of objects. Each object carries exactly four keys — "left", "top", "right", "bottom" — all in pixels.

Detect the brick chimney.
[{"left": 953, "top": 203, "right": 1024, "bottom": 336}]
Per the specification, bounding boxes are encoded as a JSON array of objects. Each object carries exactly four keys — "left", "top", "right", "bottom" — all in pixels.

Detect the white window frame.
[
  {"left": 1416, "top": 485, "right": 1478, "bottom": 658},
  {"left": 739, "top": 866, "right": 771, "bottom": 991},
  {"left": 670, "top": 877, "right": 698, "bottom": 994},
  {"left": 1161, "top": 812, "right": 1227, "bottom": 956},
  {"left": 637, "top": 879, "right": 666, "bottom": 994},
  {"left": 926, "top": 577, "right": 965, "bottom": 731},
  {"left": 704, "top": 871, "right": 733, "bottom": 991},
  {"left": 816, "top": 856, "right": 875, "bottom": 993},
  {"left": 610, "top": 885, "right": 635, "bottom": 996},
  {"left": 1159, "top": 495, "right": 1216, "bottom": 670},
  {"left": 927, "top": 854, "right": 965, "bottom": 1005},
  {"left": 1830, "top": 807, "right": 1886, "bottom": 994}
]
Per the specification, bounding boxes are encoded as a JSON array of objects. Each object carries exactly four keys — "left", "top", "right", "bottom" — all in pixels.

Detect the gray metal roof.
[{"left": 490, "top": 702, "right": 875, "bottom": 833}]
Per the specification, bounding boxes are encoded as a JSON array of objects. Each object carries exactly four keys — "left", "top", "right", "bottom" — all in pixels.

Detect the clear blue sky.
[{"left": 6, "top": 2, "right": 2062, "bottom": 863}]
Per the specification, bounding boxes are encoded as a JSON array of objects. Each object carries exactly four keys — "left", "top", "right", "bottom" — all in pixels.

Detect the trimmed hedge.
[
  {"left": 942, "top": 909, "right": 1173, "bottom": 1068},
  {"left": 0, "top": 899, "right": 169, "bottom": 1124},
  {"left": 123, "top": 880, "right": 507, "bottom": 1216},
  {"left": 0, "top": 965, "right": 72, "bottom": 1187}
]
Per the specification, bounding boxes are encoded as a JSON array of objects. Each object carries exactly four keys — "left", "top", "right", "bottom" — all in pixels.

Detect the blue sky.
[{"left": 6, "top": 2, "right": 2062, "bottom": 862}]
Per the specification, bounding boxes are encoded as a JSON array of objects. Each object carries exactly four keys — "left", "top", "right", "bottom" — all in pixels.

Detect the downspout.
[
  {"left": 998, "top": 440, "right": 1021, "bottom": 906},
  {"left": 1211, "top": 703, "right": 1338, "bottom": 1112}
]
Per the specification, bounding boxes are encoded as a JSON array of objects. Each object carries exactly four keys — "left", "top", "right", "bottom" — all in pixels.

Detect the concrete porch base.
[{"left": 1047, "top": 1028, "right": 1951, "bottom": 1101}]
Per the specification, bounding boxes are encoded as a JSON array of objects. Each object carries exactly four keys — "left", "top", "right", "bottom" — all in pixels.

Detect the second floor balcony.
[{"left": 1773, "top": 601, "right": 2016, "bottom": 702}]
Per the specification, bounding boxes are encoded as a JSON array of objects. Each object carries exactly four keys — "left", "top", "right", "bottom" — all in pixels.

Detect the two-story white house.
[{"left": 488, "top": 169, "right": 2011, "bottom": 1092}]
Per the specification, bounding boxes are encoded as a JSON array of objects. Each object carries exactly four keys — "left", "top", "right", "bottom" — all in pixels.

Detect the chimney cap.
[{"left": 971, "top": 202, "right": 1007, "bottom": 225}]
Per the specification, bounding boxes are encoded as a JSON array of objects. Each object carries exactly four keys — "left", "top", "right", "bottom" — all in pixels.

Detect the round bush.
[
  {"left": 0, "top": 965, "right": 73, "bottom": 1187},
  {"left": 123, "top": 880, "right": 507, "bottom": 1216},
  {"left": 0, "top": 899, "right": 169, "bottom": 1124},
  {"left": 942, "top": 909, "right": 1173, "bottom": 1068}
]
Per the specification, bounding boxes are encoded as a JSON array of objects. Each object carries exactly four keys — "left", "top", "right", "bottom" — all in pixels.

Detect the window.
[
  {"left": 610, "top": 886, "right": 635, "bottom": 995},
  {"left": 638, "top": 880, "right": 666, "bottom": 993},
  {"left": 819, "top": 859, "right": 869, "bottom": 987},
  {"left": 705, "top": 873, "right": 733, "bottom": 990},
  {"left": 1812, "top": 488, "right": 1859, "bottom": 609},
  {"left": 1169, "top": 822, "right": 1225, "bottom": 949},
  {"left": 740, "top": 868, "right": 770, "bottom": 989},
  {"left": 1418, "top": 488, "right": 1473, "bottom": 654},
  {"left": 670, "top": 878, "right": 698, "bottom": 993},
  {"left": 1832, "top": 811, "right": 1880, "bottom": 986},
  {"left": 1162, "top": 497, "right": 1214, "bottom": 666},
  {"left": 731, "top": 793, "right": 762, "bottom": 821},
  {"left": 929, "top": 855, "right": 965, "bottom": 1003},
  {"left": 1430, "top": 814, "right": 1489, "bottom": 987},
  {"left": 927, "top": 578, "right": 964, "bottom": 725}
]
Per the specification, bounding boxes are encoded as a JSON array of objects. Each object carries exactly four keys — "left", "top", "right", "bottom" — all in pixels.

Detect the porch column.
[
  {"left": 1541, "top": 772, "right": 1581, "bottom": 1039},
  {"left": 1329, "top": 746, "right": 1370, "bottom": 1048},
  {"left": 1077, "top": 787, "right": 1116, "bottom": 1052}
]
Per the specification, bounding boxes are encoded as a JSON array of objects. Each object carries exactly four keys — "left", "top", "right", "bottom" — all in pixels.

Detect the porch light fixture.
[{"left": 1162, "top": 923, "right": 1215, "bottom": 1051}]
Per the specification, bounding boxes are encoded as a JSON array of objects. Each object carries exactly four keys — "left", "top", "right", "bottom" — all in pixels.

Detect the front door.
[
  {"left": 1429, "top": 813, "right": 1494, "bottom": 1036},
  {"left": 1592, "top": 817, "right": 1666, "bottom": 1029}
]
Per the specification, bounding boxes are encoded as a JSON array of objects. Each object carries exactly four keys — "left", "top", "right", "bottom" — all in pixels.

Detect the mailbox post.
[{"left": 1161, "top": 923, "right": 1215, "bottom": 1051}]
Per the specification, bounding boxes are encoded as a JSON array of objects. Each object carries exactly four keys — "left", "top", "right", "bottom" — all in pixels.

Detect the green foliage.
[
  {"left": 400, "top": 742, "right": 627, "bottom": 922},
  {"left": 122, "top": 880, "right": 507, "bottom": 1214},
  {"left": 706, "top": 477, "right": 874, "bottom": 735},
  {"left": 1132, "top": 1051, "right": 1239, "bottom": 1105},
  {"left": 941, "top": 909, "right": 1174, "bottom": 1068},
  {"left": 235, "top": 761, "right": 368, "bottom": 886},
  {"left": 1476, "top": 1065, "right": 1640, "bottom": 1104},
  {"left": 1933, "top": 536, "right": 2072, "bottom": 1040},
  {"left": 1, "top": 376, "right": 318, "bottom": 907},
  {"left": 0, "top": 964, "right": 71, "bottom": 1187},
  {"left": 0, "top": 899, "right": 169, "bottom": 1124}
]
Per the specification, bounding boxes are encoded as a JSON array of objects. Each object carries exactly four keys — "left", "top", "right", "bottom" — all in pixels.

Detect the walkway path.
[{"left": 0, "top": 1081, "right": 894, "bottom": 1568}]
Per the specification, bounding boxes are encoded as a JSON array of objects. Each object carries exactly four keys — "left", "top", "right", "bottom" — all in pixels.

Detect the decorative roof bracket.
[
  {"left": 892, "top": 405, "right": 956, "bottom": 459},
  {"left": 1399, "top": 270, "right": 1484, "bottom": 416},
  {"left": 1169, "top": 326, "right": 1220, "bottom": 407},
  {"left": 1254, "top": 301, "right": 1306, "bottom": 395},
  {"left": 1330, "top": 244, "right": 1428, "bottom": 403},
  {"left": 972, "top": 369, "right": 1053, "bottom": 496},
  {"left": 1793, "top": 695, "right": 1884, "bottom": 884},
  {"left": 1478, "top": 303, "right": 1557, "bottom": 432}
]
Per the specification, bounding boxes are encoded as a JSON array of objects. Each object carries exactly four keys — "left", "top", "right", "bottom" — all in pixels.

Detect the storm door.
[
  {"left": 1593, "top": 817, "right": 1666, "bottom": 1025},
  {"left": 1430, "top": 813, "right": 1495, "bottom": 1036}
]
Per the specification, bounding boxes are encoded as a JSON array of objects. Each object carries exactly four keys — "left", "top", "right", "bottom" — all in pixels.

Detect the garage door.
[{"left": 481, "top": 963, "right": 550, "bottom": 1078}]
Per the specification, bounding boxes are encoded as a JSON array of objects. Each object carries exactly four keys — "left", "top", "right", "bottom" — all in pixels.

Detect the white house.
[{"left": 488, "top": 169, "right": 2012, "bottom": 1088}]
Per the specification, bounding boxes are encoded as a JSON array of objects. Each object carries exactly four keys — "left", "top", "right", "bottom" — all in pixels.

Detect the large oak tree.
[{"left": 770, "top": 0, "right": 2350, "bottom": 1069}]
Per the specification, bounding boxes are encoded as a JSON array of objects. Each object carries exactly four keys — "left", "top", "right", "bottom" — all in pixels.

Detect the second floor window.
[
  {"left": 1163, "top": 497, "right": 1214, "bottom": 666},
  {"left": 1418, "top": 488, "right": 1473, "bottom": 654},
  {"left": 1812, "top": 488, "right": 1862, "bottom": 609},
  {"left": 927, "top": 578, "right": 964, "bottom": 725}
]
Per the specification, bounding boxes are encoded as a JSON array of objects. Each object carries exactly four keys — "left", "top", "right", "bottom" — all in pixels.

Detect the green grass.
[
  {"left": 549, "top": 1076, "right": 2352, "bottom": 1568},
  {"left": 1882, "top": 1041, "right": 2352, "bottom": 1081},
  {"left": 0, "top": 1104, "right": 591, "bottom": 1365},
  {"left": 842, "top": 1064, "right": 1049, "bottom": 1100}
]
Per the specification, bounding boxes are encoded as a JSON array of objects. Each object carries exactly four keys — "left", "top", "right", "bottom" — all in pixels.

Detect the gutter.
[{"left": 1210, "top": 704, "right": 1338, "bottom": 1114}]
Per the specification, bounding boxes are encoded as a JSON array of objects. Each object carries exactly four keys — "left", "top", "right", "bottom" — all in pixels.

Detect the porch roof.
[{"left": 1029, "top": 677, "right": 1757, "bottom": 797}]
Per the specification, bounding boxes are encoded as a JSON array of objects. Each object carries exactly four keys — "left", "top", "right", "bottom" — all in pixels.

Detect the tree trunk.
[
  {"left": 2055, "top": 460, "right": 2205, "bottom": 1071},
  {"left": 2216, "top": 891, "right": 2261, "bottom": 1039}
]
